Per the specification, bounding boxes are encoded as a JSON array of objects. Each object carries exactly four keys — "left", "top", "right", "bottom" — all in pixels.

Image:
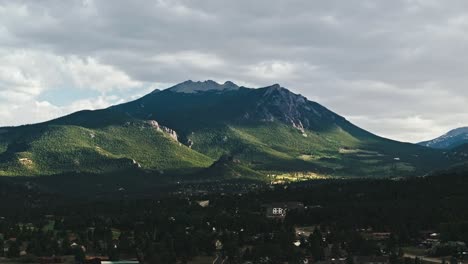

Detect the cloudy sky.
[{"left": 1, "top": 0, "right": 468, "bottom": 142}]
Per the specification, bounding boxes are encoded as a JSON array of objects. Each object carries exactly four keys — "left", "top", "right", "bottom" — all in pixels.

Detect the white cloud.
[
  {"left": 66, "top": 57, "right": 142, "bottom": 92},
  {"left": 348, "top": 115, "right": 445, "bottom": 143},
  {"left": 67, "top": 95, "right": 124, "bottom": 111},
  {"left": 0, "top": 48, "right": 145, "bottom": 126},
  {"left": 0, "top": 49, "right": 141, "bottom": 93},
  {"left": 318, "top": 15, "right": 340, "bottom": 26},
  {"left": 245, "top": 61, "right": 319, "bottom": 81},
  {"left": 0, "top": 96, "right": 125, "bottom": 126},
  {"left": 1, "top": 0, "right": 468, "bottom": 142},
  {"left": 152, "top": 51, "right": 225, "bottom": 70},
  {"left": 154, "top": 0, "right": 215, "bottom": 21}
]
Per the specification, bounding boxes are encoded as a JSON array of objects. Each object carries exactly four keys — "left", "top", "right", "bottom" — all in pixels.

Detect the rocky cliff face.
[
  {"left": 110, "top": 80, "right": 374, "bottom": 145},
  {"left": 244, "top": 84, "right": 342, "bottom": 133},
  {"left": 146, "top": 120, "right": 179, "bottom": 141}
]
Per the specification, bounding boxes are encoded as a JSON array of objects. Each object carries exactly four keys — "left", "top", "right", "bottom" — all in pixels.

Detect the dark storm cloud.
[{"left": 1, "top": 0, "right": 467, "bottom": 141}]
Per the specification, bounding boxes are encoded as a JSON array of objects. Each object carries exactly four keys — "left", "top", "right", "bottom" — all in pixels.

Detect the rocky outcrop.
[
  {"left": 292, "top": 120, "right": 308, "bottom": 137},
  {"left": 146, "top": 120, "right": 179, "bottom": 141},
  {"left": 131, "top": 159, "right": 142, "bottom": 168},
  {"left": 18, "top": 158, "right": 33, "bottom": 167},
  {"left": 187, "top": 138, "right": 194, "bottom": 148}
]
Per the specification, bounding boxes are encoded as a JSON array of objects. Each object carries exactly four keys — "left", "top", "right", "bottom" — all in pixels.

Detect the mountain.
[
  {"left": 419, "top": 127, "right": 468, "bottom": 149},
  {"left": 0, "top": 80, "right": 455, "bottom": 181},
  {"left": 110, "top": 81, "right": 453, "bottom": 178}
]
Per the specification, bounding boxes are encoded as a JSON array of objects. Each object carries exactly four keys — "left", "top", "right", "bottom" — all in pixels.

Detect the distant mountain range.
[
  {"left": 0, "top": 80, "right": 459, "bottom": 184},
  {"left": 419, "top": 127, "right": 468, "bottom": 149}
]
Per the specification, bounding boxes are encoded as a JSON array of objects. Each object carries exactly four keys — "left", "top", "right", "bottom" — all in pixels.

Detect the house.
[
  {"left": 353, "top": 256, "right": 390, "bottom": 264},
  {"left": 295, "top": 226, "right": 319, "bottom": 238},
  {"left": 264, "top": 202, "right": 304, "bottom": 219},
  {"left": 196, "top": 200, "right": 210, "bottom": 208}
]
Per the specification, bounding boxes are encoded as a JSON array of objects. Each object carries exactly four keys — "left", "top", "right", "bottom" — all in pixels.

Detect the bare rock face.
[
  {"left": 187, "top": 138, "right": 194, "bottom": 148},
  {"left": 292, "top": 120, "right": 308, "bottom": 137},
  {"left": 244, "top": 84, "right": 341, "bottom": 132},
  {"left": 292, "top": 120, "right": 305, "bottom": 133},
  {"left": 131, "top": 159, "right": 142, "bottom": 168},
  {"left": 258, "top": 85, "right": 311, "bottom": 127},
  {"left": 146, "top": 120, "right": 179, "bottom": 141},
  {"left": 18, "top": 158, "right": 33, "bottom": 168},
  {"left": 167, "top": 80, "right": 239, "bottom": 93},
  {"left": 161, "top": 127, "right": 179, "bottom": 141},
  {"left": 147, "top": 120, "right": 160, "bottom": 129}
]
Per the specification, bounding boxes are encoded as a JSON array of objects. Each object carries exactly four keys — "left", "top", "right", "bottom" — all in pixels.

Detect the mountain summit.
[
  {"left": 166, "top": 80, "right": 239, "bottom": 93},
  {"left": 122, "top": 81, "right": 361, "bottom": 136},
  {"left": 419, "top": 127, "right": 468, "bottom": 149}
]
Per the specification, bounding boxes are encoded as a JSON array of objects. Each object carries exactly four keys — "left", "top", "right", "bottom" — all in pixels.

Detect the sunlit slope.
[
  {"left": 186, "top": 122, "right": 447, "bottom": 177},
  {"left": 0, "top": 118, "right": 212, "bottom": 176}
]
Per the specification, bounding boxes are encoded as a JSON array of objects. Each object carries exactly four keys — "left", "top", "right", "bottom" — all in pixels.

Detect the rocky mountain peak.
[
  {"left": 241, "top": 84, "right": 340, "bottom": 132},
  {"left": 166, "top": 80, "right": 240, "bottom": 93},
  {"left": 419, "top": 126, "right": 468, "bottom": 149},
  {"left": 127, "top": 81, "right": 348, "bottom": 134},
  {"left": 446, "top": 127, "right": 468, "bottom": 137}
]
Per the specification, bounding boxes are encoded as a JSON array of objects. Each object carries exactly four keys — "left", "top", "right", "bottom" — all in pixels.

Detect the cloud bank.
[{"left": 1, "top": 0, "right": 468, "bottom": 142}]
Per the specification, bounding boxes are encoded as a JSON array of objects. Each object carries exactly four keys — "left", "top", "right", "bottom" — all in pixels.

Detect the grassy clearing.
[{"left": 267, "top": 172, "right": 331, "bottom": 184}]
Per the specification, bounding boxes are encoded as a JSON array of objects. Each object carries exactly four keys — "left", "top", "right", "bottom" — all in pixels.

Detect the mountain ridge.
[
  {"left": 419, "top": 127, "right": 468, "bottom": 149},
  {"left": 100, "top": 80, "right": 454, "bottom": 178},
  {"left": 0, "top": 80, "right": 457, "bottom": 180},
  {"left": 166, "top": 80, "right": 240, "bottom": 93}
]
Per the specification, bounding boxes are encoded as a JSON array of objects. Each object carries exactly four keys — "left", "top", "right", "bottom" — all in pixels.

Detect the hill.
[
  {"left": 111, "top": 80, "right": 452, "bottom": 178},
  {"left": 419, "top": 127, "right": 468, "bottom": 149},
  {"left": 0, "top": 110, "right": 212, "bottom": 177},
  {"left": 0, "top": 80, "right": 456, "bottom": 180}
]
